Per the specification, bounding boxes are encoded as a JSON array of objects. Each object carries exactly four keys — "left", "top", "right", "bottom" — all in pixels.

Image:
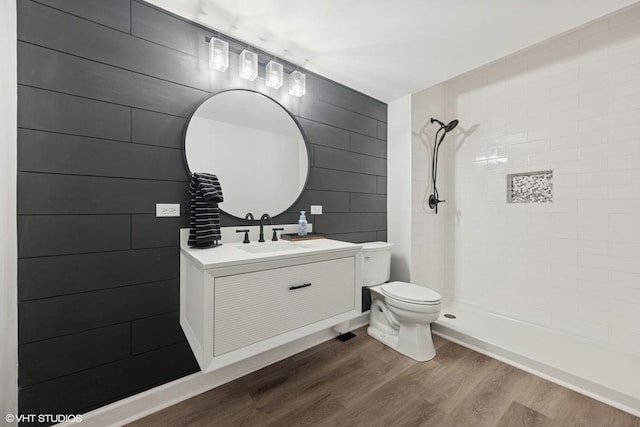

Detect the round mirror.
[{"left": 184, "top": 89, "right": 309, "bottom": 219}]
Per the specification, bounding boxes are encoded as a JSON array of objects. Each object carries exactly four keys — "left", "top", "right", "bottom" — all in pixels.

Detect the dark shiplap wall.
[{"left": 17, "top": 0, "right": 387, "bottom": 419}]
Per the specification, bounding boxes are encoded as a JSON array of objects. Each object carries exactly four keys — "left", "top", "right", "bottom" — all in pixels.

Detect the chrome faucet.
[{"left": 259, "top": 213, "right": 272, "bottom": 242}]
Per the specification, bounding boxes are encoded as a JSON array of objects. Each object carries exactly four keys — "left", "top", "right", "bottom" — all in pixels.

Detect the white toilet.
[{"left": 362, "top": 242, "right": 442, "bottom": 361}]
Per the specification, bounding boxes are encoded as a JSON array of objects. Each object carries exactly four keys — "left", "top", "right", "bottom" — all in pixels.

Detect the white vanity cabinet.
[
  {"left": 214, "top": 257, "right": 355, "bottom": 355},
  {"left": 180, "top": 234, "right": 362, "bottom": 372}
]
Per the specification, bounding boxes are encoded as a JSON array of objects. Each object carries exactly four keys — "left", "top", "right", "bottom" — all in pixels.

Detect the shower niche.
[{"left": 507, "top": 170, "right": 553, "bottom": 203}]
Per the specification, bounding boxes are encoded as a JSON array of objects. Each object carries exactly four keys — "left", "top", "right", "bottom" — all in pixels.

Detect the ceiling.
[{"left": 145, "top": 0, "right": 639, "bottom": 102}]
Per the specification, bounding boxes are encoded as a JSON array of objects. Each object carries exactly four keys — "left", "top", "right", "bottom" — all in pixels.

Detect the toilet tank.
[{"left": 361, "top": 241, "right": 394, "bottom": 287}]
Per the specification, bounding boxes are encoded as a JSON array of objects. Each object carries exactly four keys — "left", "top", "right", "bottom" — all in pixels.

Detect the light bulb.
[
  {"left": 265, "top": 60, "right": 283, "bottom": 89},
  {"left": 208, "top": 38, "right": 228, "bottom": 72},
  {"left": 239, "top": 49, "right": 258, "bottom": 81},
  {"left": 288, "top": 70, "right": 306, "bottom": 97}
]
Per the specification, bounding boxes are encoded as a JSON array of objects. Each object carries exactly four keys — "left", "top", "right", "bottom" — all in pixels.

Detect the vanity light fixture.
[
  {"left": 239, "top": 49, "right": 258, "bottom": 81},
  {"left": 265, "top": 60, "right": 284, "bottom": 89},
  {"left": 208, "top": 37, "right": 229, "bottom": 72},
  {"left": 288, "top": 70, "right": 306, "bottom": 97},
  {"left": 205, "top": 36, "right": 306, "bottom": 97}
]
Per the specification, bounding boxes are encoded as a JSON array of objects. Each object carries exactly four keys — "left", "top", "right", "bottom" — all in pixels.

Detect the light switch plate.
[
  {"left": 156, "top": 203, "right": 180, "bottom": 217},
  {"left": 310, "top": 205, "right": 322, "bottom": 215}
]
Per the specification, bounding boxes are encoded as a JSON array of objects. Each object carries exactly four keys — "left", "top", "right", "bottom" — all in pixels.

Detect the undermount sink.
[{"left": 237, "top": 240, "right": 303, "bottom": 254}]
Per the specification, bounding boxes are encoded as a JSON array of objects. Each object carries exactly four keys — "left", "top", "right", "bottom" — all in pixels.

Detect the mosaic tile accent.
[{"left": 508, "top": 171, "right": 553, "bottom": 203}]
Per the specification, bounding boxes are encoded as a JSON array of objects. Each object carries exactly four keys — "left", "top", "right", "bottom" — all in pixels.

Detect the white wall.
[
  {"left": 387, "top": 96, "right": 412, "bottom": 281},
  {"left": 1, "top": 0, "right": 18, "bottom": 423},
  {"left": 412, "top": 4, "right": 640, "bottom": 353}
]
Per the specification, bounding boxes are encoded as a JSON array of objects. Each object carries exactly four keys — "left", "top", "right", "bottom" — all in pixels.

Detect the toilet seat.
[{"left": 380, "top": 281, "right": 441, "bottom": 305}]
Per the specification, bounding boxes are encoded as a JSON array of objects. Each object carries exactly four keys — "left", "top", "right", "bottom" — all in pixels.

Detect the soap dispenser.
[{"left": 298, "top": 211, "right": 308, "bottom": 236}]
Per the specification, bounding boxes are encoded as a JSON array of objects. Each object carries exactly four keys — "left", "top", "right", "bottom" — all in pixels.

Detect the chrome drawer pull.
[{"left": 289, "top": 283, "right": 312, "bottom": 290}]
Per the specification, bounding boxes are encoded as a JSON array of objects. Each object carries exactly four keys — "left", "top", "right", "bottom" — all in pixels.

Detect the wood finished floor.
[{"left": 128, "top": 328, "right": 640, "bottom": 427}]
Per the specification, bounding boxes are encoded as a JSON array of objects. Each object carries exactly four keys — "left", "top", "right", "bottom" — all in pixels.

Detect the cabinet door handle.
[{"left": 289, "top": 282, "right": 312, "bottom": 290}]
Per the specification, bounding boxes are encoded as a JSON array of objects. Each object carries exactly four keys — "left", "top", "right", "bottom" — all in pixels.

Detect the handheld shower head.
[
  {"left": 430, "top": 118, "right": 458, "bottom": 133},
  {"left": 428, "top": 117, "right": 460, "bottom": 214},
  {"left": 445, "top": 119, "right": 458, "bottom": 133}
]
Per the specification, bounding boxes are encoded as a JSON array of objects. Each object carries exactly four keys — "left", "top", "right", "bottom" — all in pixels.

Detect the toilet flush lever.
[{"left": 289, "top": 282, "right": 312, "bottom": 290}]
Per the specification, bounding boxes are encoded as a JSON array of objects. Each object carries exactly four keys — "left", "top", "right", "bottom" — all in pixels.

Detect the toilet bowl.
[{"left": 362, "top": 242, "right": 442, "bottom": 361}]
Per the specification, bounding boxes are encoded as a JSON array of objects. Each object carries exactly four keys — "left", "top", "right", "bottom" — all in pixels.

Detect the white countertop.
[{"left": 180, "top": 229, "right": 362, "bottom": 269}]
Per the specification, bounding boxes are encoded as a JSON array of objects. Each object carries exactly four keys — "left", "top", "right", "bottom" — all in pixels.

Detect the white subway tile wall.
[{"left": 411, "top": 4, "right": 640, "bottom": 353}]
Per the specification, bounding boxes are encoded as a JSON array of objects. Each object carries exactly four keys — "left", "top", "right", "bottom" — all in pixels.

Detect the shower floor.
[{"left": 432, "top": 301, "right": 640, "bottom": 417}]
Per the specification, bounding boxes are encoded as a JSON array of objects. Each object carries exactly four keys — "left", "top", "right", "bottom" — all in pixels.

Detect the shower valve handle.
[{"left": 428, "top": 194, "right": 445, "bottom": 213}]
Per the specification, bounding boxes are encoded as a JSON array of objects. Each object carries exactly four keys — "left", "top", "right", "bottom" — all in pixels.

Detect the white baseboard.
[{"left": 57, "top": 318, "right": 369, "bottom": 427}]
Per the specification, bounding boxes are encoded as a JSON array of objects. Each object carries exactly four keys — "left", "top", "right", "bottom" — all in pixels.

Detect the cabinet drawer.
[{"left": 214, "top": 257, "right": 355, "bottom": 356}]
